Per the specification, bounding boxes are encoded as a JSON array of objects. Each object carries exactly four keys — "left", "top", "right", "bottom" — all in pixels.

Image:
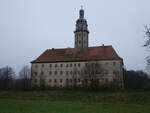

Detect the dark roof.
[{"left": 31, "top": 46, "right": 123, "bottom": 63}]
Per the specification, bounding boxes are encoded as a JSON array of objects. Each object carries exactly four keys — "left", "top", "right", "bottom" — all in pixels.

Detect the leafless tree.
[
  {"left": 39, "top": 72, "right": 45, "bottom": 89},
  {"left": 0, "top": 66, "right": 15, "bottom": 89},
  {"left": 81, "top": 62, "right": 105, "bottom": 90},
  {"left": 19, "top": 65, "right": 31, "bottom": 90},
  {"left": 40, "top": 78, "right": 46, "bottom": 89},
  {"left": 72, "top": 67, "right": 78, "bottom": 88},
  {"left": 144, "top": 25, "right": 150, "bottom": 72},
  {"left": 144, "top": 25, "right": 150, "bottom": 47},
  {"left": 111, "top": 70, "right": 122, "bottom": 90}
]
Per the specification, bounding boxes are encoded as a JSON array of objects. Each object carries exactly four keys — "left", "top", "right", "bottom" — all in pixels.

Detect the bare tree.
[
  {"left": 81, "top": 62, "right": 105, "bottom": 90},
  {"left": 124, "top": 70, "right": 150, "bottom": 90},
  {"left": 0, "top": 66, "right": 15, "bottom": 89},
  {"left": 19, "top": 65, "right": 31, "bottom": 90},
  {"left": 38, "top": 71, "right": 46, "bottom": 89},
  {"left": 72, "top": 67, "right": 78, "bottom": 88},
  {"left": 144, "top": 25, "right": 150, "bottom": 48},
  {"left": 144, "top": 25, "right": 150, "bottom": 72},
  {"left": 111, "top": 70, "right": 122, "bottom": 90}
]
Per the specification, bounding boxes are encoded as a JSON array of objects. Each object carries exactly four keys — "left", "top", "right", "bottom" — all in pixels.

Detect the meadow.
[{"left": 0, "top": 90, "right": 150, "bottom": 113}]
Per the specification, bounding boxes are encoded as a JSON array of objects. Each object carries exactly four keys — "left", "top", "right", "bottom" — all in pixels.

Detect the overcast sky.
[{"left": 0, "top": 0, "right": 150, "bottom": 74}]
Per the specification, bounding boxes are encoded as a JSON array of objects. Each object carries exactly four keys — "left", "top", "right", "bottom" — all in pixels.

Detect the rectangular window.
[
  {"left": 78, "top": 79, "right": 80, "bottom": 82},
  {"left": 55, "top": 71, "right": 57, "bottom": 75},
  {"left": 78, "top": 63, "right": 80, "bottom": 67},
  {"left": 105, "top": 78, "right": 108, "bottom": 82},
  {"left": 66, "top": 64, "right": 68, "bottom": 67},
  {"left": 70, "top": 64, "right": 72, "bottom": 67},
  {"left": 70, "top": 71, "right": 72, "bottom": 75},
  {"left": 84, "top": 70, "right": 87, "bottom": 74},
  {"left": 49, "top": 71, "right": 52, "bottom": 75},
  {"left": 54, "top": 79, "right": 57, "bottom": 83},
  {"left": 34, "top": 72, "right": 37, "bottom": 76},
  {"left": 49, "top": 79, "right": 51, "bottom": 82},
  {"left": 41, "top": 71, "right": 44, "bottom": 75},
  {"left": 60, "top": 79, "right": 62, "bottom": 83},
  {"left": 113, "top": 70, "right": 116, "bottom": 74},
  {"left": 55, "top": 64, "right": 57, "bottom": 67},
  {"left": 85, "top": 63, "right": 88, "bottom": 67},
  {"left": 91, "top": 63, "right": 95, "bottom": 67},
  {"left": 96, "top": 70, "right": 99, "bottom": 74},
  {"left": 42, "top": 64, "right": 44, "bottom": 68},
  {"left": 105, "top": 70, "right": 108, "bottom": 74},
  {"left": 74, "top": 70, "right": 77, "bottom": 75},
  {"left": 113, "top": 62, "right": 116, "bottom": 66},
  {"left": 70, "top": 79, "right": 72, "bottom": 83},
  {"left": 78, "top": 71, "right": 80, "bottom": 75},
  {"left": 49, "top": 64, "right": 52, "bottom": 67},
  {"left": 113, "top": 78, "right": 116, "bottom": 81},
  {"left": 34, "top": 79, "right": 37, "bottom": 83},
  {"left": 60, "top": 71, "right": 63, "bottom": 75},
  {"left": 74, "top": 64, "right": 76, "bottom": 67},
  {"left": 84, "top": 79, "right": 88, "bottom": 83},
  {"left": 74, "top": 79, "right": 76, "bottom": 83},
  {"left": 105, "top": 62, "right": 108, "bottom": 66},
  {"left": 60, "top": 64, "right": 63, "bottom": 67},
  {"left": 66, "top": 71, "right": 68, "bottom": 75},
  {"left": 66, "top": 79, "right": 68, "bottom": 82}
]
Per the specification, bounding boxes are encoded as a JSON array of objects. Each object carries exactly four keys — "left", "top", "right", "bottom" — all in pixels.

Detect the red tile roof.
[{"left": 31, "top": 46, "right": 123, "bottom": 63}]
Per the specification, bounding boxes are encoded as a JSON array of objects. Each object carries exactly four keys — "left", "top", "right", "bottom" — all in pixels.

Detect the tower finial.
[{"left": 81, "top": 5, "right": 83, "bottom": 9}]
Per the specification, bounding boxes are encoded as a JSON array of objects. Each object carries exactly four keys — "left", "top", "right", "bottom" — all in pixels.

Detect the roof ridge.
[
  {"left": 47, "top": 45, "right": 113, "bottom": 50},
  {"left": 31, "top": 45, "right": 123, "bottom": 63}
]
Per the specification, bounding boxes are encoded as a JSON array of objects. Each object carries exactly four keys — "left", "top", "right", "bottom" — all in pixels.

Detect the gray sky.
[{"left": 0, "top": 0, "right": 150, "bottom": 73}]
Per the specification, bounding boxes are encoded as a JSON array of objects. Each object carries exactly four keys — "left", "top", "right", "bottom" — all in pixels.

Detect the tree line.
[
  {"left": 0, "top": 64, "right": 150, "bottom": 91},
  {"left": 0, "top": 65, "right": 31, "bottom": 90},
  {"left": 124, "top": 69, "right": 150, "bottom": 90}
]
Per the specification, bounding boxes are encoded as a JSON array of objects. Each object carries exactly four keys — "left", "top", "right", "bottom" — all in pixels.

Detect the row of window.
[
  {"left": 35, "top": 62, "right": 117, "bottom": 68},
  {"left": 34, "top": 78, "right": 111, "bottom": 83},
  {"left": 35, "top": 63, "right": 81, "bottom": 68},
  {"left": 75, "top": 33, "right": 87, "bottom": 37},
  {"left": 34, "top": 70, "right": 113, "bottom": 76}
]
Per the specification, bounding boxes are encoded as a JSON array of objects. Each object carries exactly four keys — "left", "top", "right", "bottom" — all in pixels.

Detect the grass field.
[{"left": 0, "top": 90, "right": 150, "bottom": 113}]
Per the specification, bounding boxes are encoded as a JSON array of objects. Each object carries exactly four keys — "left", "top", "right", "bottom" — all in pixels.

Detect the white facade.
[{"left": 31, "top": 60, "right": 124, "bottom": 89}]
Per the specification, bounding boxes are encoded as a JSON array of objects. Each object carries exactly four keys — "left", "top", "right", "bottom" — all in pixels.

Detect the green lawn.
[{"left": 0, "top": 90, "right": 150, "bottom": 113}]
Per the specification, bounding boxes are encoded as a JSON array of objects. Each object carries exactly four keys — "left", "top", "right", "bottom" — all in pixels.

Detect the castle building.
[{"left": 31, "top": 8, "right": 124, "bottom": 89}]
